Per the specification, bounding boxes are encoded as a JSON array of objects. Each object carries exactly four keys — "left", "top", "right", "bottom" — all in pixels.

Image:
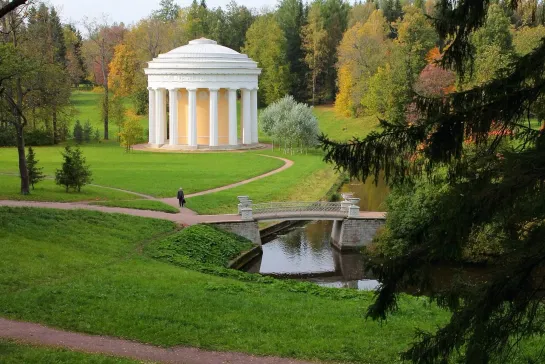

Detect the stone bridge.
[{"left": 209, "top": 194, "right": 386, "bottom": 251}]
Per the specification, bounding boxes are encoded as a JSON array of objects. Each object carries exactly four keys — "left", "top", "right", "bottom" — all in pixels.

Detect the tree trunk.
[
  {"left": 52, "top": 104, "right": 58, "bottom": 144},
  {"left": 16, "top": 125, "right": 29, "bottom": 195},
  {"left": 100, "top": 38, "right": 109, "bottom": 140}
]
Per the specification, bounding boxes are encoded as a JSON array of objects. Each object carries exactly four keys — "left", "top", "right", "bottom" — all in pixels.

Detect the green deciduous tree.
[
  {"left": 55, "top": 146, "right": 92, "bottom": 192},
  {"left": 26, "top": 146, "right": 45, "bottom": 189},
  {"left": 243, "top": 15, "right": 291, "bottom": 105},
  {"left": 153, "top": 0, "right": 181, "bottom": 22}
]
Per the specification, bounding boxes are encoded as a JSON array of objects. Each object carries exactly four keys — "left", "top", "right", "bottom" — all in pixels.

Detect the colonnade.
[{"left": 148, "top": 87, "right": 258, "bottom": 148}]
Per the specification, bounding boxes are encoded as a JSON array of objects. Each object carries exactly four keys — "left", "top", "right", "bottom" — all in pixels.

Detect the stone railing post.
[
  {"left": 237, "top": 196, "right": 250, "bottom": 215},
  {"left": 241, "top": 207, "right": 253, "bottom": 221},
  {"left": 348, "top": 198, "right": 360, "bottom": 218}
]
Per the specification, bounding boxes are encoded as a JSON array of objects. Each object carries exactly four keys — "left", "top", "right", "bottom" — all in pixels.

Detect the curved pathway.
[
  {"left": 159, "top": 154, "right": 294, "bottom": 207},
  {"left": 0, "top": 318, "right": 314, "bottom": 364},
  {"left": 0, "top": 200, "right": 240, "bottom": 225}
]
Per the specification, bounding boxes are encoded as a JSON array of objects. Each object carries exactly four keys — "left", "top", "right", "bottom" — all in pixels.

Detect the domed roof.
[
  {"left": 145, "top": 38, "right": 260, "bottom": 72},
  {"left": 165, "top": 38, "right": 242, "bottom": 57}
]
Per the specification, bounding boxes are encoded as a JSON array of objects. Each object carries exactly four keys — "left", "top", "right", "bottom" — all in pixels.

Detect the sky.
[{"left": 48, "top": 0, "right": 276, "bottom": 28}]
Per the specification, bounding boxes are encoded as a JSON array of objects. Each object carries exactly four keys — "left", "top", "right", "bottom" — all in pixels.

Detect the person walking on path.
[{"left": 177, "top": 187, "right": 185, "bottom": 208}]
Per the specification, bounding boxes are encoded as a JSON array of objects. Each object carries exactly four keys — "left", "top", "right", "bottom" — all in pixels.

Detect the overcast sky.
[{"left": 48, "top": 0, "right": 277, "bottom": 28}]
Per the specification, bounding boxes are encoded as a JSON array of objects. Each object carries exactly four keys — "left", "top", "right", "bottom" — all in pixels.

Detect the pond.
[
  {"left": 244, "top": 220, "right": 381, "bottom": 290},
  {"left": 243, "top": 176, "right": 390, "bottom": 290}
]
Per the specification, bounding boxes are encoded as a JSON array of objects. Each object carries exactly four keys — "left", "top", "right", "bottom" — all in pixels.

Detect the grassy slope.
[
  {"left": 90, "top": 199, "right": 179, "bottom": 213},
  {"left": 314, "top": 105, "right": 379, "bottom": 141},
  {"left": 148, "top": 224, "right": 255, "bottom": 267},
  {"left": 0, "top": 207, "right": 449, "bottom": 363},
  {"left": 0, "top": 145, "right": 283, "bottom": 197},
  {"left": 187, "top": 149, "right": 339, "bottom": 214},
  {"left": 0, "top": 340, "right": 138, "bottom": 364},
  {"left": 0, "top": 175, "right": 139, "bottom": 202}
]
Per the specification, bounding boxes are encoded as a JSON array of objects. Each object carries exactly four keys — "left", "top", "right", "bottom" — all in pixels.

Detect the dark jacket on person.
[{"left": 177, "top": 190, "right": 184, "bottom": 200}]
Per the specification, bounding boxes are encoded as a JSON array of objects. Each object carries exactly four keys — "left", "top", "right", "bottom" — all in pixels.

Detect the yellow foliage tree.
[
  {"left": 119, "top": 111, "right": 144, "bottom": 152},
  {"left": 335, "top": 10, "right": 390, "bottom": 116},
  {"left": 108, "top": 44, "right": 138, "bottom": 96}
]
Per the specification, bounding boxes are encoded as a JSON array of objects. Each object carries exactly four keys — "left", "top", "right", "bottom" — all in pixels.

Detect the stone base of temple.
[{"left": 133, "top": 142, "right": 268, "bottom": 152}]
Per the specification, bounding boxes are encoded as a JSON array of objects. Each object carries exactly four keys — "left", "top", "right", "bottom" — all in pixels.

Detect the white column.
[
  {"left": 148, "top": 87, "right": 156, "bottom": 144},
  {"left": 168, "top": 88, "right": 178, "bottom": 146},
  {"left": 228, "top": 88, "right": 237, "bottom": 146},
  {"left": 241, "top": 88, "right": 251, "bottom": 144},
  {"left": 187, "top": 88, "right": 197, "bottom": 147},
  {"left": 251, "top": 88, "right": 258, "bottom": 144},
  {"left": 209, "top": 88, "right": 219, "bottom": 147},
  {"left": 155, "top": 88, "right": 166, "bottom": 145}
]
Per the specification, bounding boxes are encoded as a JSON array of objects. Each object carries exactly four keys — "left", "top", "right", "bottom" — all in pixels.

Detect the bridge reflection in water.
[{"left": 243, "top": 220, "right": 380, "bottom": 290}]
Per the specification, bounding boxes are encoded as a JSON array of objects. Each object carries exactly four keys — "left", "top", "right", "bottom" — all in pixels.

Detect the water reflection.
[
  {"left": 244, "top": 220, "right": 380, "bottom": 290},
  {"left": 339, "top": 174, "right": 390, "bottom": 211}
]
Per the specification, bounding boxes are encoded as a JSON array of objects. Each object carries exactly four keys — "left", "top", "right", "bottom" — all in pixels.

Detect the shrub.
[
  {"left": 73, "top": 120, "right": 83, "bottom": 144},
  {"left": 55, "top": 146, "right": 92, "bottom": 192},
  {"left": 119, "top": 112, "right": 144, "bottom": 152},
  {"left": 26, "top": 146, "right": 45, "bottom": 189},
  {"left": 260, "top": 95, "right": 319, "bottom": 153},
  {"left": 25, "top": 129, "right": 53, "bottom": 146},
  {"left": 83, "top": 120, "right": 93, "bottom": 143}
]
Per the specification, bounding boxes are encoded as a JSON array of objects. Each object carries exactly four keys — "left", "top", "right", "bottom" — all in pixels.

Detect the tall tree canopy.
[
  {"left": 243, "top": 15, "right": 291, "bottom": 105},
  {"left": 321, "top": 0, "right": 545, "bottom": 362}
]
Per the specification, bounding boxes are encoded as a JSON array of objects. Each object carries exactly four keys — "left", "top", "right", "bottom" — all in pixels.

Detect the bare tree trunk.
[
  {"left": 52, "top": 104, "right": 58, "bottom": 144},
  {"left": 101, "top": 39, "right": 109, "bottom": 140}
]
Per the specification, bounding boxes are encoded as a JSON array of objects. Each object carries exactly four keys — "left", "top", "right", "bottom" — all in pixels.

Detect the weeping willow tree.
[{"left": 320, "top": 0, "right": 545, "bottom": 363}]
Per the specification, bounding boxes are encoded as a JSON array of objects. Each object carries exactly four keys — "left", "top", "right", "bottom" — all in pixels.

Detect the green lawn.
[
  {"left": 0, "top": 340, "right": 139, "bottom": 364},
  {"left": 90, "top": 199, "right": 180, "bottom": 213},
  {"left": 188, "top": 149, "right": 340, "bottom": 214},
  {"left": 0, "top": 207, "right": 449, "bottom": 363},
  {"left": 314, "top": 105, "right": 380, "bottom": 141},
  {"left": 0, "top": 144, "right": 284, "bottom": 197},
  {"left": 0, "top": 175, "right": 140, "bottom": 202}
]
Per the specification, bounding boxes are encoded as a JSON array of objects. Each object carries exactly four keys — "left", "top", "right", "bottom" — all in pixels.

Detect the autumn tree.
[
  {"left": 84, "top": 19, "right": 125, "bottom": 140},
  {"left": 119, "top": 111, "right": 144, "bottom": 152},
  {"left": 243, "top": 15, "right": 291, "bottom": 105},
  {"left": 108, "top": 44, "right": 138, "bottom": 96},
  {"left": 335, "top": 9, "right": 390, "bottom": 116}
]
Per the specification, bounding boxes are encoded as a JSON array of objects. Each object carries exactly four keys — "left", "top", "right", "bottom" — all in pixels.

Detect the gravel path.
[
  {"left": 0, "top": 318, "right": 316, "bottom": 364},
  {"left": 0, "top": 200, "right": 240, "bottom": 225}
]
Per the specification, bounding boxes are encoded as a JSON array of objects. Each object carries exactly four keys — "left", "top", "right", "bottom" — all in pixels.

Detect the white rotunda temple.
[{"left": 144, "top": 38, "right": 261, "bottom": 149}]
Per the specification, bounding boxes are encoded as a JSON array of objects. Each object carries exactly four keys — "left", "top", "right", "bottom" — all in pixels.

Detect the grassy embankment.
[
  {"left": 0, "top": 340, "right": 137, "bottom": 364},
  {"left": 0, "top": 207, "right": 449, "bottom": 363}
]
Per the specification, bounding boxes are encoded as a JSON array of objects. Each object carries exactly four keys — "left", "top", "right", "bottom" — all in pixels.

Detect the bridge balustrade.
[{"left": 237, "top": 196, "right": 360, "bottom": 221}]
